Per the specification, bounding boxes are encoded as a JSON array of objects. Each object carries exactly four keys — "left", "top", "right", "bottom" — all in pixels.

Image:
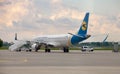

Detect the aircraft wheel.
[
  {"left": 45, "top": 49, "right": 51, "bottom": 52},
  {"left": 26, "top": 49, "right": 32, "bottom": 52},
  {"left": 91, "top": 50, "right": 94, "bottom": 52},
  {"left": 47, "top": 49, "right": 51, "bottom": 52},
  {"left": 16, "top": 49, "right": 21, "bottom": 52},
  {"left": 81, "top": 50, "right": 85, "bottom": 52},
  {"left": 26, "top": 50, "right": 29, "bottom": 52},
  {"left": 35, "top": 49, "right": 38, "bottom": 52},
  {"left": 29, "top": 49, "right": 32, "bottom": 52},
  {"left": 45, "top": 45, "right": 51, "bottom": 53},
  {"left": 45, "top": 49, "right": 47, "bottom": 52},
  {"left": 63, "top": 47, "right": 69, "bottom": 53}
]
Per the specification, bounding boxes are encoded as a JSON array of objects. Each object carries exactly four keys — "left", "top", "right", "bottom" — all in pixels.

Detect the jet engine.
[
  {"left": 31, "top": 43, "right": 38, "bottom": 50},
  {"left": 31, "top": 43, "right": 40, "bottom": 52}
]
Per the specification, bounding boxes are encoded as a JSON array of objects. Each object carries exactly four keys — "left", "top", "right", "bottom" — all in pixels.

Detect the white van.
[{"left": 81, "top": 46, "right": 94, "bottom": 52}]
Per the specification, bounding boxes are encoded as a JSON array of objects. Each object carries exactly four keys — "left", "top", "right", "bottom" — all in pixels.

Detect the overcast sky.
[{"left": 0, "top": 0, "right": 120, "bottom": 42}]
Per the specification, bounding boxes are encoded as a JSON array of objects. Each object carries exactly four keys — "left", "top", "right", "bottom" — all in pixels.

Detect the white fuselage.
[{"left": 33, "top": 34, "right": 72, "bottom": 47}]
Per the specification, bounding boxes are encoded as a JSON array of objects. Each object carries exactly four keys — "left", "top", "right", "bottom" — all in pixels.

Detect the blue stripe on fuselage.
[{"left": 71, "top": 35, "right": 86, "bottom": 45}]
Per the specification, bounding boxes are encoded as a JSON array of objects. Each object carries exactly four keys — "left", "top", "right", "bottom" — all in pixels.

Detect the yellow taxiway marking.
[
  {"left": 0, "top": 58, "right": 28, "bottom": 63},
  {"left": 0, "top": 60, "right": 10, "bottom": 62}
]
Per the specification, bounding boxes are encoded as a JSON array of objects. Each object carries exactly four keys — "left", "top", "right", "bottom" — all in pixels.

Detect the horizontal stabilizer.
[{"left": 68, "top": 33, "right": 85, "bottom": 38}]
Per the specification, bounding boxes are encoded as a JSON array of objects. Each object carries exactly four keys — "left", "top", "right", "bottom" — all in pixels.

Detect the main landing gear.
[
  {"left": 45, "top": 46, "right": 51, "bottom": 53},
  {"left": 63, "top": 47, "right": 69, "bottom": 53},
  {"left": 34, "top": 45, "right": 69, "bottom": 53},
  {"left": 45, "top": 49, "right": 51, "bottom": 52}
]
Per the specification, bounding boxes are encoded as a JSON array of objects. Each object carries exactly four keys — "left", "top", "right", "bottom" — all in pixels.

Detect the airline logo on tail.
[
  {"left": 81, "top": 21, "right": 87, "bottom": 31},
  {"left": 77, "top": 13, "right": 89, "bottom": 35}
]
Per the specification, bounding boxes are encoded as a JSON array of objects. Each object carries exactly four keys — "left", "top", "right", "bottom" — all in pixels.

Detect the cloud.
[
  {"left": 88, "top": 13, "right": 120, "bottom": 34},
  {"left": 0, "top": 0, "right": 31, "bottom": 27},
  {"left": 50, "top": 9, "right": 84, "bottom": 20},
  {"left": 0, "top": 0, "right": 120, "bottom": 42},
  {"left": 51, "top": 0, "right": 62, "bottom": 4}
]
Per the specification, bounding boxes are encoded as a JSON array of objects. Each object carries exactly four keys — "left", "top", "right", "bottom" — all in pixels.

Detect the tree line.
[{"left": 79, "top": 42, "right": 114, "bottom": 47}]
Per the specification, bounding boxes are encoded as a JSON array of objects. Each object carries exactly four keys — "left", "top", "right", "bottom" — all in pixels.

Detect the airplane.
[
  {"left": 103, "top": 34, "right": 109, "bottom": 42},
  {"left": 9, "top": 12, "right": 90, "bottom": 53}
]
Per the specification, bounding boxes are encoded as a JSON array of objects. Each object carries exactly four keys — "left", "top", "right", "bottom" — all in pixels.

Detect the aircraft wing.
[
  {"left": 45, "top": 42, "right": 60, "bottom": 47},
  {"left": 82, "top": 34, "right": 109, "bottom": 42}
]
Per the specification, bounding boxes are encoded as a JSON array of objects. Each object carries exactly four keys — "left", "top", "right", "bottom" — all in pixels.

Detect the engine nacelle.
[{"left": 31, "top": 43, "right": 38, "bottom": 50}]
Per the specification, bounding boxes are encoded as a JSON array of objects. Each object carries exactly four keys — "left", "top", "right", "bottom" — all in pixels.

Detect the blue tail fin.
[
  {"left": 77, "top": 13, "right": 89, "bottom": 36},
  {"left": 70, "top": 13, "right": 90, "bottom": 45}
]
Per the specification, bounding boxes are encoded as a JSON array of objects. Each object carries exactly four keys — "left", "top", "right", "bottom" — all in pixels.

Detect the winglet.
[{"left": 103, "top": 34, "right": 109, "bottom": 42}]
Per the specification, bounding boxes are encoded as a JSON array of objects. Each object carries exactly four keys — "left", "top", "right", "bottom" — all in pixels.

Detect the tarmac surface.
[{"left": 0, "top": 50, "right": 120, "bottom": 74}]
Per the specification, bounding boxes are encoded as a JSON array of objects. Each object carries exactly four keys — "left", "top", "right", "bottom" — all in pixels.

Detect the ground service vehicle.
[{"left": 81, "top": 46, "right": 94, "bottom": 52}]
